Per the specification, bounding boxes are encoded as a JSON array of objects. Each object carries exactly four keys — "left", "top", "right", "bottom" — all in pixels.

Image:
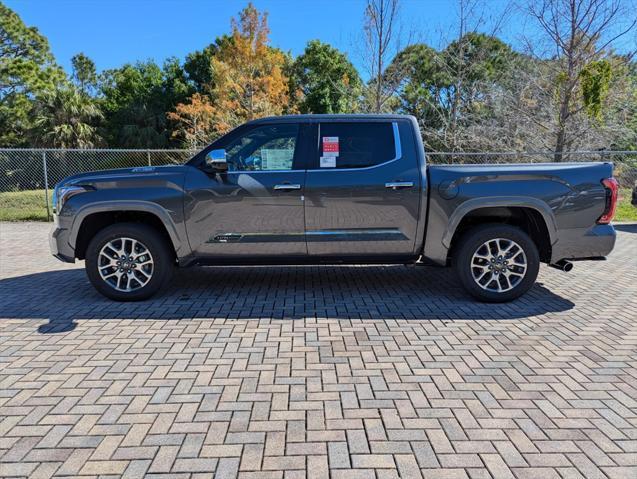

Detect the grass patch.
[
  {"left": 1, "top": 187, "right": 636, "bottom": 223},
  {"left": 616, "top": 188, "right": 637, "bottom": 222},
  {"left": 0, "top": 189, "right": 52, "bottom": 221}
]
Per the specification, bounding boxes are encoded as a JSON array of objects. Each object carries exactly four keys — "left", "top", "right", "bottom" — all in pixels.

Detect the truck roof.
[{"left": 247, "top": 114, "right": 415, "bottom": 125}]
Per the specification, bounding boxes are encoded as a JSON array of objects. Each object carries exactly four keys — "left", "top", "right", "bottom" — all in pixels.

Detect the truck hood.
[{"left": 57, "top": 165, "right": 191, "bottom": 188}]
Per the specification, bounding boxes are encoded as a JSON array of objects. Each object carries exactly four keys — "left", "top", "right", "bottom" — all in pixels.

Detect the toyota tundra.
[{"left": 50, "top": 115, "right": 618, "bottom": 302}]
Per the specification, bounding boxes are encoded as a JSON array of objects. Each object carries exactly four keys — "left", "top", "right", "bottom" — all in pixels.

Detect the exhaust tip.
[{"left": 549, "top": 260, "right": 573, "bottom": 272}]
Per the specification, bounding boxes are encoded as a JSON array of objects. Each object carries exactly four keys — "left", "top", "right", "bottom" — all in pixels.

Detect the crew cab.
[{"left": 50, "top": 114, "right": 618, "bottom": 302}]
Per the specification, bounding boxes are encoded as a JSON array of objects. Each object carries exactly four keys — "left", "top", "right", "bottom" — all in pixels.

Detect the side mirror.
[{"left": 205, "top": 149, "right": 228, "bottom": 172}]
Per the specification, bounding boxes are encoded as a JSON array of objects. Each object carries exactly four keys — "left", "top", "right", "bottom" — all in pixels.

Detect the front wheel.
[
  {"left": 454, "top": 224, "right": 539, "bottom": 302},
  {"left": 85, "top": 223, "right": 174, "bottom": 301}
]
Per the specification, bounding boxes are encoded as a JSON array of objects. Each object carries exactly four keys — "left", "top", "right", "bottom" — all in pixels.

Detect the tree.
[
  {"left": 163, "top": 58, "right": 193, "bottom": 104},
  {"left": 99, "top": 59, "right": 191, "bottom": 147},
  {"left": 0, "top": 2, "right": 64, "bottom": 146},
  {"left": 100, "top": 61, "right": 166, "bottom": 147},
  {"left": 618, "top": 60, "right": 637, "bottom": 150},
  {"left": 33, "top": 85, "right": 103, "bottom": 148},
  {"left": 206, "top": 3, "right": 292, "bottom": 134},
  {"left": 291, "top": 40, "right": 362, "bottom": 113},
  {"left": 527, "top": 0, "right": 637, "bottom": 160},
  {"left": 391, "top": 44, "right": 447, "bottom": 144},
  {"left": 407, "top": 0, "right": 515, "bottom": 152},
  {"left": 392, "top": 33, "right": 516, "bottom": 152},
  {"left": 183, "top": 36, "right": 232, "bottom": 93},
  {"left": 167, "top": 93, "right": 215, "bottom": 149},
  {"left": 361, "top": 0, "right": 403, "bottom": 112},
  {"left": 71, "top": 52, "right": 97, "bottom": 96}
]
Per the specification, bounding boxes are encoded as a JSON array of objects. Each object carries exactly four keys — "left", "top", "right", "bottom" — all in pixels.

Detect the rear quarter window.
[{"left": 318, "top": 122, "right": 395, "bottom": 169}]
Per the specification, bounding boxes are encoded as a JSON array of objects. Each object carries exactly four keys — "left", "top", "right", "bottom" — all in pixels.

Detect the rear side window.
[{"left": 318, "top": 122, "right": 396, "bottom": 169}]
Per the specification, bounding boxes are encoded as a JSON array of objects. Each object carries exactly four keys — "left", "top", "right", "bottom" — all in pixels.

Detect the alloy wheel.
[
  {"left": 470, "top": 238, "right": 527, "bottom": 293},
  {"left": 98, "top": 237, "right": 154, "bottom": 292}
]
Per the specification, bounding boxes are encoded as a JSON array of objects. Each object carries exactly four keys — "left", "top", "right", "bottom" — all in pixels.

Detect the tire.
[
  {"left": 454, "top": 224, "right": 539, "bottom": 303},
  {"left": 85, "top": 223, "right": 174, "bottom": 301}
]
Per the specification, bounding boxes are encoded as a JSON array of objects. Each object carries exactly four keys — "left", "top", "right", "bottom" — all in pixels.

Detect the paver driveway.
[{"left": 1, "top": 222, "right": 636, "bottom": 479}]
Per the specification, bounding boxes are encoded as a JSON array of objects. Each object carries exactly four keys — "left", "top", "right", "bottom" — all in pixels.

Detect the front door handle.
[
  {"left": 385, "top": 181, "right": 414, "bottom": 190},
  {"left": 274, "top": 184, "right": 301, "bottom": 191}
]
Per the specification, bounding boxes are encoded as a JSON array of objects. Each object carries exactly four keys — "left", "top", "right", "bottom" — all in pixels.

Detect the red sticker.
[{"left": 322, "top": 136, "right": 339, "bottom": 155}]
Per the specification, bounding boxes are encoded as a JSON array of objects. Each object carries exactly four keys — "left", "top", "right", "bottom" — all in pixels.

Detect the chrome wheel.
[
  {"left": 98, "top": 237, "right": 154, "bottom": 292},
  {"left": 471, "top": 238, "right": 527, "bottom": 293}
]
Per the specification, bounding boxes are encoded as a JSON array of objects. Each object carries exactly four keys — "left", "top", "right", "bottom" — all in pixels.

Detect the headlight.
[{"left": 53, "top": 185, "right": 92, "bottom": 214}]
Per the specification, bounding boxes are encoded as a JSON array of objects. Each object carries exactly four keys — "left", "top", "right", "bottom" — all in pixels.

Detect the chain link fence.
[
  {"left": 0, "top": 149, "right": 195, "bottom": 221},
  {"left": 0, "top": 148, "right": 635, "bottom": 221}
]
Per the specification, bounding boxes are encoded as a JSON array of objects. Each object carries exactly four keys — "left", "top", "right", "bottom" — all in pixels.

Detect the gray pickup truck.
[{"left": 50, "top": 114, "right": 618, "bottom": 302}]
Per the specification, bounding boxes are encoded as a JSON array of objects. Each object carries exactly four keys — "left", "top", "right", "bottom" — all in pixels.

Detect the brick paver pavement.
[{"left": 1, "top": 222, "right": 636, "bottom": 479}]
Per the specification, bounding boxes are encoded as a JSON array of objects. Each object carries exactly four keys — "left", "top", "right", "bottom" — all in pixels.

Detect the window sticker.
[
  {"left": 320, "top": 156, "right": 336, "bottom": 168},
  {"left": 322, "top": 136, "right": 339, "bottom": 157},
  {"left": 261, "top": 149, "right": 294, "bottom": 170}
]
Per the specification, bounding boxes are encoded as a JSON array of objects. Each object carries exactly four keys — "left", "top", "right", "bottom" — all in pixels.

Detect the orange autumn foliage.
[
  {"left": 167, "top": 93, "right": 215, "bottom": 149},
  {"left": 209, "top": 3, "right": 292, "bottom": 135},
  {"left": 168, "top": 3, "right": 293, "bottom": 145}
]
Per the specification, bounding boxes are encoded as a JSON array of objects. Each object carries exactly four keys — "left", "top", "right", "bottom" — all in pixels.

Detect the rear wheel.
[
  {"left": 454, "top": 224, "right": 539, "bottom": 302},
  {"left": 85, "top": 223, "right": 174, "bottom": 301}
]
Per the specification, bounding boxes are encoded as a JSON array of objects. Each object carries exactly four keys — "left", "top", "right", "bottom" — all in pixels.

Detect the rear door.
[{"left": 304, "top": 120, "right": 421, "bottom": 256}]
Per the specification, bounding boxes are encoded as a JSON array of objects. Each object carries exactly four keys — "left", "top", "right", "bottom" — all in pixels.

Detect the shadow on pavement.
[
  {"left": 0, "top": 265, "right": 575, "bottom": 334},
  {"left": 614, "top": 223, "right": 637, "bottom": 234}
]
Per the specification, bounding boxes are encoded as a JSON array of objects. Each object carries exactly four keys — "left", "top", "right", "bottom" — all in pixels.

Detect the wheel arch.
[
  {"left": 70, "top": 202, "right": 185, "bottom": 260},
  {"left": 444, "top": 198, "right": 557, "bottom": 264}
]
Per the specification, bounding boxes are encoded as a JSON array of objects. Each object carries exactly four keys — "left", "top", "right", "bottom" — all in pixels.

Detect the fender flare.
[
  {"left": 441, "top": 196, "right": 558, "bottom": 249},
  {"left": 69, "top": 200, "right": 186, "bottom": 255}
]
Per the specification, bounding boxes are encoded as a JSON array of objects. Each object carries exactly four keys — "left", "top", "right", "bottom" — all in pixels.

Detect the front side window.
[
  {"left": 224, "top": 124, "right": 299, "bottom": 171},
  {"left": 318, "top": 122, "right": 396, "bottom": 169}
]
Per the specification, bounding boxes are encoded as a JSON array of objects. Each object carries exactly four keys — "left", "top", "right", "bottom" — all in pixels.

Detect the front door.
[
  {"left": 184, "top": 123, "right": 309, "bottom": 258},
  {"left": 304, "top": 120, "right": 421, "bottom": 256}
]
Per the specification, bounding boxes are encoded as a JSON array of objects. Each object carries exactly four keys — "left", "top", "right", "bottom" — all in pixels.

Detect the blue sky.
[
  {"left": 30, "top": 0, "right": 637, "bottom": 78},
  {"left": 7, "top": 0, "right": 523, "bottom": 76}
]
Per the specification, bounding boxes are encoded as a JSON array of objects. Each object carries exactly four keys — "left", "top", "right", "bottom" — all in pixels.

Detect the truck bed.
[{"left": 424, "top": 161, "right": 615, "bottom": 264}]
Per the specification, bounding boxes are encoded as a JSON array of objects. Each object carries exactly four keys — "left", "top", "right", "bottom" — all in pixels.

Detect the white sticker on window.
[
  {"left": 261, "top": 149, "right": 294, "bottom": 170},
  {"left": 320, "top": 156, "right": 336, "bottom": 168}
]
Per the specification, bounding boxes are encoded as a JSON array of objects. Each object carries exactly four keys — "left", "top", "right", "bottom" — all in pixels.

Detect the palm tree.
[{"left": 33, "top": 85, "right": 104, "bottom": 148}]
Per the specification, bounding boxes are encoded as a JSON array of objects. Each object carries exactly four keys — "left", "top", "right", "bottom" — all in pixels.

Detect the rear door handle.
[
  {"left": 274, "top": 183, "right": 302, "bottom": 191},
  {"left": 385, "top": 181, "right": 414, "bottom": 189}
]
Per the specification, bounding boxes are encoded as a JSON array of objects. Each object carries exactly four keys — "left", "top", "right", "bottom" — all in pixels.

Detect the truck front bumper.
[
  {"left": 49, "top": 216, "right": 75, "bottom": 263},
  {"left": 551, "top": 224, "right": 616, "bottom": 263}
]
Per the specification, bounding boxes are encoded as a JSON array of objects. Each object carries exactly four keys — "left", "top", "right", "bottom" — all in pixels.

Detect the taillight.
[{"left": 597, "top": 177, "right": 619, "bottom": 224}]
